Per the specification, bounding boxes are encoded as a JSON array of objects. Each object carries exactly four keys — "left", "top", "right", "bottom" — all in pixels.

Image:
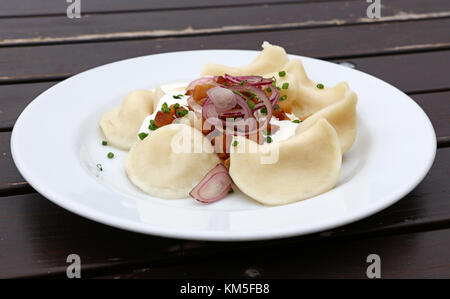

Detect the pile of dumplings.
[{"left": 99, "top": 42, "right": 357, "bottom": 206}]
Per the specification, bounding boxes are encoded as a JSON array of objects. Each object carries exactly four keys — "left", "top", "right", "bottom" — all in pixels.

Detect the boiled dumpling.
[
  {"left": 100, "top": 90, "right": 160, "bottom": 150},
  {"left": 201, "top": 41, "right": 289, "bottom": 76},
  {"left": 125, "top": 124, "right": 221, "bottom": 199},
  {"left": 295, "top": 90, "right": 357, "bottom": 154},
  {"left": 229, "top": 119, "right": 341, "bottom": 205},
  {"left": 264, "top": 59, "right": 349, "bottom": 119}
]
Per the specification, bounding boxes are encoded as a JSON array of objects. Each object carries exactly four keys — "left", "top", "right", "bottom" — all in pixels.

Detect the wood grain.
[
  {"left": 0, "top": 0, "right": 331, "bottom": 17},
  {"left": 99, "top": 228, "right": 450, "bottom": 279},
  {"left": 1, "top": 19, "right": 450, "bottom": 84},
  {"left": 0, "top": 147, "right": 448, "bottom": 278},
  {"left": 2, "top": 0, "right": 449, "bottom": 46}
]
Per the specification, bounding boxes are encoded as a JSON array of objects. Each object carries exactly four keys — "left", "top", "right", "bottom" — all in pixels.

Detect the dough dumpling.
[
  {"left": 100, "top": 90, "right": 159, "bottom": 150},
  {"left": 229, "top": 119, "right": 341, "bottom": 206},
  {"left": 265, "top": 59, "right": 349, "bottom": 119},
  {"left": 295, "top": 90, "right": 357, "bottom": 154},
  {"left": 125, "top": 124, "right": 221, "bottom": 199},
  {"left": 201, "top": 41, "right": 289, "bottom": 76}
]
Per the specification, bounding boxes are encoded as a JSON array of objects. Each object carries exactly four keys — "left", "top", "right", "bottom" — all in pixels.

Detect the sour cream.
[{"left": 138, "top": 83, "right": 190, "bottom": 138}]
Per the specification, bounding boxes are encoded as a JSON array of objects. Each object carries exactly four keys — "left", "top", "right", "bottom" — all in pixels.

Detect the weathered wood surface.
[
  {"left": 1, "top": 0, "right": 449, "bottom": 46},
  {"left": 0, "top": 0, "right": 448, "bottom": 279}
]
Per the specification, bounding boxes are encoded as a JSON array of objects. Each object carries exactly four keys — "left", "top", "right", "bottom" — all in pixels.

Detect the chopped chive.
[
  {"left": 278, "top": 71, "right": 286, "bottom": 77},
  {"left": 317, "top": 83, "right": 324, "bottom": 89},
  {"left": 276, "top": 86, "right": 281, "bottom": 90},
  {"left": 267, "top": 87, "right": 272, "bottom": 92},
  {"left": 232, "top": 140, "right": 239, "bottom": 147},
  {"left": 149, "top": 119, "right": 158, "bottom": 130},
  {"left": 161, "top": 102, "right": 171, "bottom": 113},
  {"left": 107, "top": 152, "right": 114, "bottom": 159},
  {"left": 240, "top": 80, "right": 245, "bottom": 85},
  {"left": 260, "top": 107, "right": 267, "bottom": 114},
  {"left": 246, "top": 100, "right": 255, "bottom": 110},
  {"left": 248, "top": 92, "right": 256, "bottom": 100},
  {"left": 272, "top": 76, "right": 277, "bottom": 87},
  {"left": 265, "top": 131, "right": 271, "bottom": 136},
  {"left": 282, "top": 82, "right": 289, "bottom": 90},
  {"left": 274, "top": 104, "right": 280, "bottom": 110},
  {"left": 266, "top": 136, "right": 273, "bottom": 143},
  {"left": 279, "top": 95, "right": 287, "bottom": 101},
  {"left": 173, "top": 103, "right": 180, "bottom": 109},
  {"left": 102, "top": 140, "right": 107, "bottom": 146},
  {"left": 228, "top": 188, "right": 234, "bottom": 194},
  {"left": 96, "top": 164, "right": 103, "bottom": 171},
  {"left": 292, "top": 119, "right": 301, "bottom": 123},
  {"left": 176, "top": 109, "right": 188, "bottom": 117},
  {"left": 232, "top": 90, "right": 245, "bottom": 98},
  {"left": 138, "top": 132, "right": 148, "bottom": 140},
  {"left": 172, "top": 94, "right": 182, "bottom": 99}
]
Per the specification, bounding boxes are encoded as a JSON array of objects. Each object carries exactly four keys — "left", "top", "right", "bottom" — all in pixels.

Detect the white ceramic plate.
[{"left": 11, "top": 50, "right": 436, "bottom": 241}]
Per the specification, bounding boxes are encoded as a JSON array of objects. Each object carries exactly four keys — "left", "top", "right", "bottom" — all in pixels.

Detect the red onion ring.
[
  {"left": 224, "top": 74, "right": 273, "bottom": 86},
  {"left": 186, "top": 76, "right": 218, "bottom": 92},
  {"left": 189, "top": 164, "right": 232, "bottom": 204},
  {"left": 207, "top": 87, "right": 237, "bottom": 112}
]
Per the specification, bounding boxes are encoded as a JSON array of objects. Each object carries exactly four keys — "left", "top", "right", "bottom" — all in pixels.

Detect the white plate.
[{"left": 11, "top": 50, "right": 436, "bottom": 241}]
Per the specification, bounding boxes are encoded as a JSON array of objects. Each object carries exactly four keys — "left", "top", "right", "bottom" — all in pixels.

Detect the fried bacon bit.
[
  {"left": 278, "top": 100, "right": 292, "bottom": 114},
  {"left": 154, "top": 111, "right": 175, "bottom": 127},
  {"left": 193, "top": 84, "right": 217, "bottom": 102}
]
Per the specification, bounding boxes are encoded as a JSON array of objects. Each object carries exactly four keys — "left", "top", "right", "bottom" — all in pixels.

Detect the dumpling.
[
  {"left": 295, "top": 90, "right": 357, "bottom": 154},
  {"left": 229, "top": 119, "right": 341, "bottom": 206},
  {"left": 201, "top": 41, "right": 289, "bottom": 76},
  {"left": 100, "top": 89, "right": 159, "bottom": 150},
  {"left": 125, "top": 124, "right": 221, "bottom": 199},
  {"left": 264, "top": 59, "right": 349, "bottom": 119}
]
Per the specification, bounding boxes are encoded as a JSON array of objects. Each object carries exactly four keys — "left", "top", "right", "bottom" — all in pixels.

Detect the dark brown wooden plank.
[
  {"left": 0, "top": 0, "right": 321, "bottom": 17},
  {"left": 99, "top": 228, "right": 450, "bottom": 279},
  {"left": 1, "top": 18, "right": 450, "bottom": 84},
  {"left": 0, "top": 147, "right": 448, "bottom": 278},
  {"left": 2, "top": 0, "right": 449, "bottom": 46},
  {"left": 0, "top": 132, "right": 30, "bottom": 196},
  {"left": 410, "top": 91, "right": 450, "bottom": 139},
  {"left": 0, "top": 81, "right": 57, "bottom": 131}
]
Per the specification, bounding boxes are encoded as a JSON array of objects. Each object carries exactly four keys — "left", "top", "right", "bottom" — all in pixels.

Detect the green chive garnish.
[
  {"left": 282, "top": 83, "right": 289, "bottom": 90},
  {"left": 102, "top": 140, "right": 107, "bottom": 146},
  {"left": 176, "top": 109, "right": 188, "bottom": 117},
  {"left": 240, "top": 80, "right": 245, "bottom": 85},
  {"left": 276, "top": 86, "right": 281, "bottom": 90},
  {"left": 278, "top": 71, "right": 286, "bottom": 77},
  {"left": 317, "top": 83, "right": 324, "bottom": 89},
  {"left": 172, "top": 95, "right": 182, "bottom": 99},
  {"left": 232, "top": 140, "right": 239, "bottom": 147},
  {"left": 292, "top": 119, "right": 301, "bottom": 123},
  {"left": 266, "top": 136, "right": 273, "bottom": 143},
  {"left": 267, "top": 87, "right": 272, "bottom": 92},
  {"left": 279, "top": 95, "right": 287, "bottom": 101},
  {"left": 107, "top": 152, "right": 114, "bottom": 159},
  {"left": 274, "top": 104, "right": 280, "bottom": 110},
  {"left": 138, "top": 132, "right": 148, "bottom": 140},
  {"left": 232, "top": 90, "right": 245, "bottom": 98},
  {"left": 248, "top": 92, "right": 256, "bottom": 100},
  {"left": 228, "top": 188, "right": 234, "bottom": 194},
  {"left": 246, "top": 100, "right": 255, "bottom": 110},
  {"left": 173, "top": 103, "right": 180, "bottom": 109},
  {"left": 272, "top": 76, "right": 277, "bottom": 87},
  {"left": 149, "top": 119, "right": 158, "bottom": 130},
  {"left": 161, "top": 102, "right": 171, "bottom": 113},
  {"left": 96, "top": 164, "right": 103, "bottom": 171},
  {"left": 260, "top": 107, "right": 267, "bottom": 114}
]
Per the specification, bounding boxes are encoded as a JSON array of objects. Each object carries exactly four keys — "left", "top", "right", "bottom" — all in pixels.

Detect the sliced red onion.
[
  {"left": 186, "top": 77, "right": 218, "bottom": 92},
  {"left": 207, "top": 87, "right": 237, "bottom": 112},
  {"left": 189, "top": 164, "right": 232, "bottom": 204},
  {"left": 254, "top": 85, "right": 279, "bottom": 110},
  {"left": 224, "top": 74, "right": 273, "bottom": 86}
]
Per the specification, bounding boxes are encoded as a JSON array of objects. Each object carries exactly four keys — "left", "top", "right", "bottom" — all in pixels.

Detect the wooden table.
[{"left": 0, "top": 0, "right": 449, "bottom": 279}]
